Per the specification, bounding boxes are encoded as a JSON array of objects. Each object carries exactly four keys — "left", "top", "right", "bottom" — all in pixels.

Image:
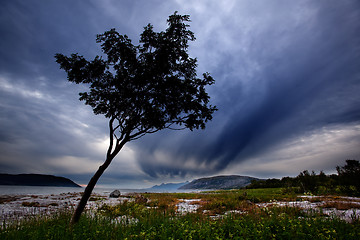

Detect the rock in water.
[{"left": 109, "top": 190, "right": 121, "bottom": 198}]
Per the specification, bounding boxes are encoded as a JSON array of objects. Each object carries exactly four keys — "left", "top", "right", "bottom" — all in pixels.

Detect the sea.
[
  {"left": 0, "top": 185, "right": 141, "bottom": 196},
  {"left": 0, "top": 185, "right": 194, "bottom": 196}
]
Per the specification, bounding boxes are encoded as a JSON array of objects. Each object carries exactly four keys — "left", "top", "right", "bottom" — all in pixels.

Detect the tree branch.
[
  {"left": 106, "top": 117, "right": 115, "bottom": 158},
  {"left": 128, "top": 127, "right": 160, "bottom": 140}
]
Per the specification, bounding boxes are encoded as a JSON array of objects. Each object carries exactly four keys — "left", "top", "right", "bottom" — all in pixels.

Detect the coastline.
[
  {"left": 0, "top": 190, "right": 130, "bottom": 227},
  {"left": 0, "top": 185, "right": 195, "bottom": 226},
  {"left": 1, "top": 187, "right": 360, "bottom": 228}
]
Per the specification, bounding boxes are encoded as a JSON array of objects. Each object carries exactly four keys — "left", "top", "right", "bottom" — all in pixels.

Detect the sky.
[{"left": 0, "top": 0, "right": 359, "bottom": 188}]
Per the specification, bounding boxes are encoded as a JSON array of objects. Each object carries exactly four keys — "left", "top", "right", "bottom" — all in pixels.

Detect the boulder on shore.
[{"left": 109, "top": 190, "right": 121, "bottom": 198}]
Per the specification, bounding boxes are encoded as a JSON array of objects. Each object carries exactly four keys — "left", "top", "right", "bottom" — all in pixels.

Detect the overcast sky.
[{"left": 1, "top": 0, "right": 359, "bottom": 188}]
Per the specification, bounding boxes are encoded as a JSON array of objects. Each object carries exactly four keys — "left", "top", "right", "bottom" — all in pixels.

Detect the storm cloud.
[{"left": 0, "top": 0, "right": 359, "bottom": 187}]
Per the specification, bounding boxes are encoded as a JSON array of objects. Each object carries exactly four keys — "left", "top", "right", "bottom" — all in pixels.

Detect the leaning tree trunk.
[
  {"left": 70, "top": 137, "right": 127, "bottom": 225},
  {"left": 70, "top": 156, "right": 113, "bottom": 224}
]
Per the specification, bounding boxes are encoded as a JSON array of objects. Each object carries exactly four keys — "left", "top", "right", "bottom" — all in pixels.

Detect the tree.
[
  {"left": 55, "top": 12, "right": 217, "bottom": 224},
  {"left": 336, "top": 160, "right": 360, "bottom": 195},
  {"left": 297, "top": 170, "right": 317, "bottom": 193}
]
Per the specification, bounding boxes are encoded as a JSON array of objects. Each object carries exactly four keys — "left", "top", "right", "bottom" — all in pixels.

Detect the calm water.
[
  {"left": 0, "top": 185, "right": 141, "bottom": 196},
  {"left": 0, "top": 185, "right": 196, "bottom": 196}
]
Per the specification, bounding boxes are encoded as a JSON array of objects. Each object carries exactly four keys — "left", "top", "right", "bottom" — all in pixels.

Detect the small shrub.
[
  {"left": 249, "top": 197, "right": 261, "bottom": 203},
  {"left": 89, "top": 196, "right": 105, "bottom": 201},
  {"left": 21, "top": 201, "right": 40, "bottom": 207},
  {"left": 135, "top": 194, "right": 148, "bottom": 204}
]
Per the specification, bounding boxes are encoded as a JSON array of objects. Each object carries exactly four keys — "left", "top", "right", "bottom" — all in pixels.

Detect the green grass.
[
  {"left": 2, "top": 210, "right": 358, "bottom": 239},
  {"left": 1, "top": 188, "right": 359, "bottom": 239}
]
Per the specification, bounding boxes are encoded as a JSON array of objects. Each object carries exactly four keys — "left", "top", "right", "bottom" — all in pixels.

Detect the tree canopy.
[{"left": 55, "top": 13, "right": 216, "bottom": 144}]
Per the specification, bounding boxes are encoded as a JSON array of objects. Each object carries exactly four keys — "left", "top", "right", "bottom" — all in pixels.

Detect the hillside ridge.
[
  {"left": 179, "top": 175, "right": 260, "bottom": 190},
  {"left": 0, "top": 173, "right": 81, "bottom": 187}
]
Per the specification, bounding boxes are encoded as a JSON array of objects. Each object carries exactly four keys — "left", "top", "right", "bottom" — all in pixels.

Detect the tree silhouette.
[
  {"left": 336, "top": 160, "right": 360, "bottom": 194},
  {"left": 55, "top": 12, "right": 217, "bottom": 224}
]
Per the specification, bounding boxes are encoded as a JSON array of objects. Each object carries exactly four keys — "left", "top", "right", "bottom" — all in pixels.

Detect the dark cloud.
[
  {"left": 0, "top": 0, "right": 359, "bottom": 187},
  {"left": 135, "top": 0, "right": 360, "bottom": 178}
]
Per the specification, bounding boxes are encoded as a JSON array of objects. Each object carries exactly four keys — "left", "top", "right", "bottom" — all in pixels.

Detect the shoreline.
[
  {"left": 1, "top": 192, "right": 360, "bottom": 227},
  {"left": 0, "top": 191, "right": 128, "bottom": 227}
]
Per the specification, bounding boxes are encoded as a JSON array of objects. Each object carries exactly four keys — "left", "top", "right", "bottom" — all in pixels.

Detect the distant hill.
[
  {"left": 148, "top": 181, "right": 189, "bottom": 191},
  {"left": 0, "top": 174, "right": 81, "bottom": 187},
  {"left": 179, "top": 175, "right": 261, "bottom": 190}
]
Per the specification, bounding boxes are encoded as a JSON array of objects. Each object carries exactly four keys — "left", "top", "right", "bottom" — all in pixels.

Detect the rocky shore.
[
  {"left": 0, "top": 192, "right": 123, "bottom": 226},
  {"left": 1, "top": 192, "right": 360, "bottom": 227}
]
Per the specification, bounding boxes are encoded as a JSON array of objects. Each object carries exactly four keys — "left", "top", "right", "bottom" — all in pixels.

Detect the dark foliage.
[
  {"left": 247, "top": 160, "right": 360, "bottom": 196},
  {"left": 55, "top": 12, "right": 216, "bottom": 140},
  {"left": 336, "top": 160, "right": 360, "bottom": 194}
]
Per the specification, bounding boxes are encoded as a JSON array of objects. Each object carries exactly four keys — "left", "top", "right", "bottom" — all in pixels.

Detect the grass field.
[{"left": 1, "top": 188, "right": 359, "bottom": 239}]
